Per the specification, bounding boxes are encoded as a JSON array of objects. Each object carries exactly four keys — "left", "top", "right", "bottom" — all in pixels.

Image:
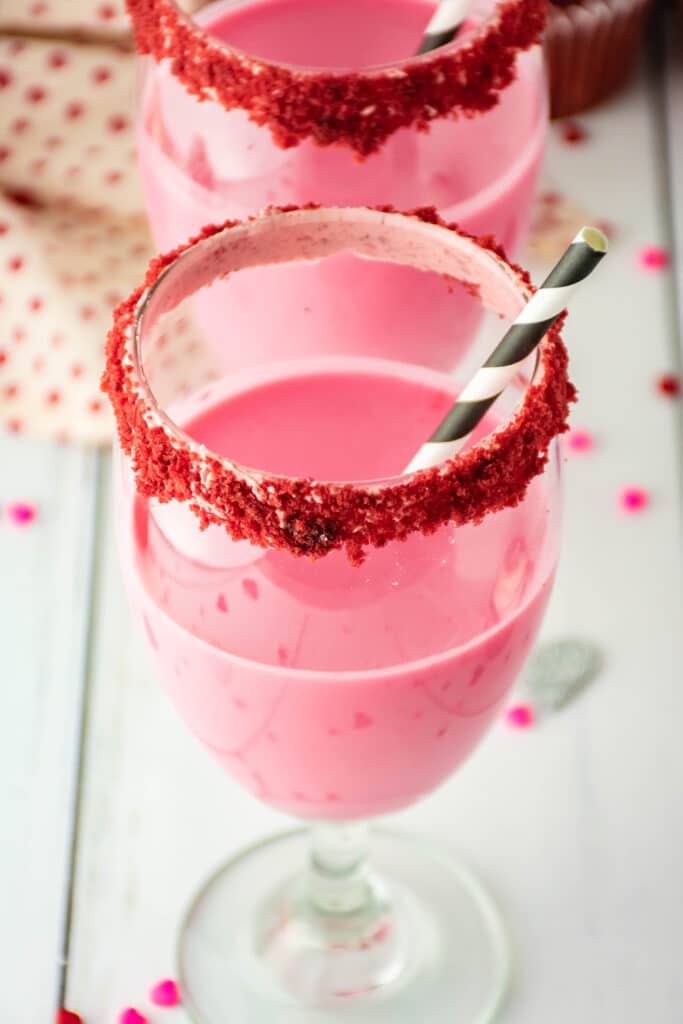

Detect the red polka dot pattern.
[
  {"left": 0, "top": 1, "right": 129, "bottom": 36},
  {"left": 0, "top": 0, "right": 206, "bottom": 38},
  {"left": 0, "top": 34, "right": 141, "bottom": 216},
  {"left": 26, "top": 85, "right": 47, "bottom": 103},
  {"left": 48, "top": 51, "right": 69, "bottom": 70},
  {"left": 65, "top": 100, "right": 85, "bottom": 120},
  {"left": 0, "top": 196, "right": 157, "bottom": 443},
  {"left": 0, "top": 22, "right": 147, "bottom": 443},
  {"left": 0, "top": 1, "right": 245, "bottom": 444}
]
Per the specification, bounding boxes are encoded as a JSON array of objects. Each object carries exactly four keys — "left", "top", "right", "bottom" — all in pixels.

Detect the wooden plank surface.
[
  {"left": 64, "top": 457, "right": 276, "bottom": 1022},
  {"left": 66, "top": 59, "right": 683, "bottom": 1024},
  {"left": 412, "top": 55, "right": 683, "bottom": 1022},
  {"left": 0, "top": 439, "right": 99, "bottom": 1022},
  {"left": 664, "top": 4, "right": 683, "bottom": 357}
]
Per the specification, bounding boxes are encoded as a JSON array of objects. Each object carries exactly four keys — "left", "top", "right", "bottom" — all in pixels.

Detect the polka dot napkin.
[{"left": 0, "top": 0, "right": 204, "bottom": 444}]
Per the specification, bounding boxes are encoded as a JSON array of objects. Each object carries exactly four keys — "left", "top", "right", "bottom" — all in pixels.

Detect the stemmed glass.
[
  {"left": 104, "top": 205, "right": 567, "bottom": 1024},
  {"left": 129, "top": 0, "right": 548, "bottom": 371}
]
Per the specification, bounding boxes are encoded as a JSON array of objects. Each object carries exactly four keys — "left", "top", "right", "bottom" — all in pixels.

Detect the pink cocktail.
[
  {"left": 123, "top": 360, "right": 556, "bottom": 820},
  {"left": 131, "top": 0, "right": 548, "bottom": 371},
  {"left": 105, "top": 206, "right": 570, "bottom": 1024}
]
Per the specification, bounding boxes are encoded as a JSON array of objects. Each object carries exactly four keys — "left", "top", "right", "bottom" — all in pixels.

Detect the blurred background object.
[{"left": 544, "top": 0, "right": 654, "bottom": 118}]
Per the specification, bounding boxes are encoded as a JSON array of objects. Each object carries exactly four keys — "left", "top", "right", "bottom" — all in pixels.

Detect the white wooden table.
[{"left": 3, "top": 15, "right": 683, "bottom": 1023}]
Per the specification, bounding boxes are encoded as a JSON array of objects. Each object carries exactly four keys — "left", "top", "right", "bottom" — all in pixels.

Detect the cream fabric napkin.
[{"left": 0, "top": 0, "right": 202, "bottom": 443}]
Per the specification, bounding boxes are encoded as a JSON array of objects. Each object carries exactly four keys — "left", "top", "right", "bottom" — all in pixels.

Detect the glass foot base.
[{"left": 179, "top": 829, "right": 510, "bottom": 1024}]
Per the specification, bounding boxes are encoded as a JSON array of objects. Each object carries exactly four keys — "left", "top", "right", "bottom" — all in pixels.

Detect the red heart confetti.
[
  {"left": 560, "top": 120, "right": 588, "bottom": 145},
  {"left": 657, "top": 373, "right": 681, "bottom": 398},
  {"left": 55, "top": 1011, "right": 83, "bottom": 1024}
]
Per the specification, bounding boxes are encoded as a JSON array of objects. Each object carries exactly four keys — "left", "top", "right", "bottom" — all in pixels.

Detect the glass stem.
[
  {"left": 307, "top": 822, "right": 374, "bottom": 916},
  {"left": 254, "top": 825, "right": 409, "bottom": 1003}
]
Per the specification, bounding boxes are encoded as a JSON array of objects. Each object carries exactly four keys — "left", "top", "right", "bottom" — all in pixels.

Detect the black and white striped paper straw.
[
  {"left": 417, "top": 0, "right": 469, "bottom": 55},
  {"left": 404, "top": 227, "right": 608, "bottom": 474}
]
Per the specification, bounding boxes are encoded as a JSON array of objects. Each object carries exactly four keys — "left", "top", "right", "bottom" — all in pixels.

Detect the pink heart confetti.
[
  {"left": 118, "top": 1010, "right": 147, "bottom": 1024},
  {"left": 566, "top": 428, "right": 594, "bottom": 454},
  {"left": 619, "top": 487, "right": 650, "bottom": 514},
  {"left": 6, "top": 501, "right": 37, "bottom": 527},
  {"left": 150, "top": 978, "right": 181, "bottom": 1007},
  {"left": 638, "top": 245, "right": 670, "bottom": 271},
  {"left": 506, "top": 704, "right": 534, "bottom": 729}
]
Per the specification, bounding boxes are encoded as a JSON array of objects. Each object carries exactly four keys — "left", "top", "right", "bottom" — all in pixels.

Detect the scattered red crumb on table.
[
  {"left": 560, "top": 120, "right": 588, "bottom": 145},
  {"left": 619, "top": 487, "right": 650, "bottom": 514},
  {"left": 6, "top": 501, "right": 38, "bottom": 527},
  {"left": 638, "top": 245, "right": 670, "bottom": 271},
  {"left": 566, "top": 428, "right": 594, "bottom": 453},
  {"left": 657, "top": 373, "right": 681, "bottom": 398},
  {"left": 150, "top": 978, "right": 181, "bottom": 1007},
  {"left": 506, "top": 704, "right": 535, "bottom": 729}
]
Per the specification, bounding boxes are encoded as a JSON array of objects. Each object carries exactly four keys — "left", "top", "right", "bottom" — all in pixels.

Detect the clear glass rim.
[
  {"left": 140, "top": 42, "right": 547, "bottom": 229},
  {"left": 128, "top": 0, "right": 547, "bottom": 155},
  {"left": 131, "top": 206, "right": 544, "bottom": 493},
  {"left": 181, "top": 0, "right": 497, "bottom": 78},
  {"left": 104, "top": 205, "right": 571, "bottom": 575}
]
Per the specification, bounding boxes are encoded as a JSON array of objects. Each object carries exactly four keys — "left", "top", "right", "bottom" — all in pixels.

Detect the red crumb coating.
[
  {"left": 125, "top": 0, "right": 547, "bottom": 156},
  {"left": 102, "top": 206, "right": 575, "bottom": 565}
]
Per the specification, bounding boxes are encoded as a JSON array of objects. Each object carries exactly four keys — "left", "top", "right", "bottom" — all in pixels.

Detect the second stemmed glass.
[{"left": 130, "top": 0, "right": 548, "bottom": 372}]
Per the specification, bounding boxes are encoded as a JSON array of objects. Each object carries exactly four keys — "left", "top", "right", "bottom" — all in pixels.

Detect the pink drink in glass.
[
  {"left": 105, "top": 206, "right": 571, "bottom": 1019},
  {"left": 118, "top": 357, "right": 558, "bottom": 821},
  {"left": 136, "top": 0, "right": 547, "bottom": 371}
]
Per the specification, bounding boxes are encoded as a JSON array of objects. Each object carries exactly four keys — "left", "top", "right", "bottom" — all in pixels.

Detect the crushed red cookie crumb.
[
  {"left": 638, "top": 245, "right": 670, "bottom": 271},
  {"left": 566, "top": 428, "right": 594, "bottom": 453},
  {"left": 150, "top": 978, "right": 181, "bottom": 1007},
  {"left": 102, "top": 205, "right": 575, "bottom": 565},
  {"left": 560, "top": 120, "right": 588, "bottom": 145},
  {"left": 6, "top": 501, "right": 37, "bottom": 527},
  {"left": 657, "top": 373, "right": 681, "bottom": 398},
  {"left": 506, "top": 703, "right": 534, "bottom": 728},
  {"left": 619, "top": 486, "right": 649, "bottom": 514},
  {"left": 126, "top": 0, "right": 547, "bottom": 156}
]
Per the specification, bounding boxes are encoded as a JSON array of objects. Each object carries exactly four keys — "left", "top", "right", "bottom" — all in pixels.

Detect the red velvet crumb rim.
[
  {"left": 126, "top": 0, "right": 547, "bottom": 155},
  {"left": 102, "top": 205, "right": 575, "bottom": 565}
]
